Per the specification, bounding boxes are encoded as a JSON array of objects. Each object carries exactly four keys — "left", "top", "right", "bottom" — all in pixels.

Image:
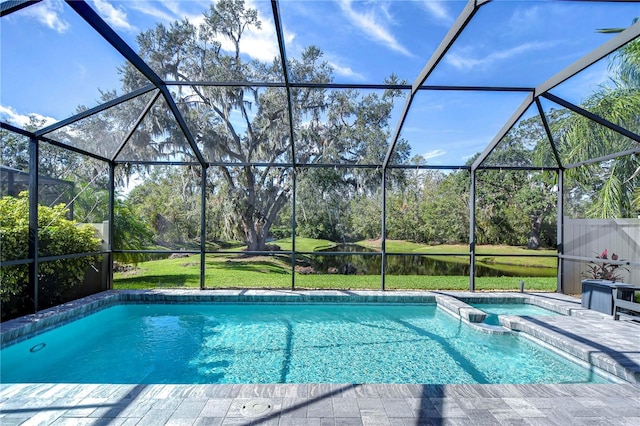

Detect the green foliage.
[
  {"left": 72, "top": 187, "right": 109, "bottom": 224},
  {"left": 558, "top": 38, "right": 640, "bottom": 219},
  {"left": 113, "top": 198, "right": 155, "bottom": 264},
  {"left": 1, "top": 128, "right": 30, "bottom": 172},
  {"left": 475, "top": 166, "right": 556, "bottom": 249},
  {"left": 349, "top": 191, "right": 383, "bottom": 240},
  {"left": 609, "top": 27, "right": 640, "bottom": 88},
  {"left": 380, "top": 146, "right": 555, "bottom": 249},
  {"left": 633, "top": 187, "right": 640, "bottom": 213},
  {"left": 295, "top": 168, "right": 359, "bottom": 242},
  {"left": 385, "top": 166, "right": 431, "bottom": 243},
  {"left": 421, "top": 171, "right": 470, "bottom": 245},
  {"left": 127, "top": 167, "right": 201, "bottom": 246},
  {"left": 0, "top": 195, "right": 33, "bottom": 318},
  {"left": 0, "top": 193, "right": 100, "bottom": 320}
]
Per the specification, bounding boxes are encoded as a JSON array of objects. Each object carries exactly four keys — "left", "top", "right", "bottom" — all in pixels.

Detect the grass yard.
[
  {"left": 296, "top": 274, "right": 556, "bottom": 291},
  {"left": 274, "top": 237, "right": 336, "bottom": 252},
  {"left": 113, "top": 241, "right": 558, "bottom": 292}
]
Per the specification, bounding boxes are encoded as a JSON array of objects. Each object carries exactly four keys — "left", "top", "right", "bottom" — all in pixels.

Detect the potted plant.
[
  {"left": 581, "top": 249, "right": 632, "bottom": 315},
  {"left": 581, "top": 249, "right": 629, "bottom": 281}
]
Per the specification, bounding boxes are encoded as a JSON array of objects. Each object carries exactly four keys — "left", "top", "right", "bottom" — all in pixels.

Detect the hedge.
[{"left": 0, "top": 193, "right": 100, "bottom": 320}]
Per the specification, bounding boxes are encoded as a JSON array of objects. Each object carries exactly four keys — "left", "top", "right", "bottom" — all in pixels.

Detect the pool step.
[
  {"left": 434, "top": 295, "right": 513, "bottom": 335},
  {"left": 435, "top": 295, "right": 486, "bottom": 323}
]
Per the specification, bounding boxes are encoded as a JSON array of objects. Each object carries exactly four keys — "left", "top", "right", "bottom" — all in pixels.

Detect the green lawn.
[
  {"left": 114, "top": 253, "right": 292, "bottom": 289},
  {"left": 296, "top": 275, "right": 556, "bottom": 291},
  {"left": 274, "top": 237, "right": 336, "bottom": 252},
  {"left": 114, "top": 240, "right": 558, "bottom": 292}
]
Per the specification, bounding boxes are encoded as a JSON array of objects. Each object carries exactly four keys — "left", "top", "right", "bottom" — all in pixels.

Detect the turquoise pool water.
[
  {"left": 470, "top": 303, "right": 561, "bottom": 326},
  {"left": 0, "top": 303, "right": 608, "bottom": 384}
]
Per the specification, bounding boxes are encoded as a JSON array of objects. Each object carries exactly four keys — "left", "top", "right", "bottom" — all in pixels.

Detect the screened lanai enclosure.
[{"left": 1, "top": 0, "right": 639, "bottom": 321}]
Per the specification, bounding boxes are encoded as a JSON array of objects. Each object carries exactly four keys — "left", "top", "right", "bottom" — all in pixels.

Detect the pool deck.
[
  {"left": 2, "top": 382, "right": 639, "bottom": 425},
  {"left": 1, "top": 290, "right": 639, "bottom": 425}
]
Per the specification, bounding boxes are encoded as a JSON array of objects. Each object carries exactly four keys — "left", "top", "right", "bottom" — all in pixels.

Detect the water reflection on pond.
[{"left": 306, "top": 244, "right": 554, "bottom": 277}]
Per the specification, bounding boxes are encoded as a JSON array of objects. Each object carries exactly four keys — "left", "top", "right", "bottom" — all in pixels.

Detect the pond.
[{"left": 307, "top": 244, "right": 555, "bottom": 277}]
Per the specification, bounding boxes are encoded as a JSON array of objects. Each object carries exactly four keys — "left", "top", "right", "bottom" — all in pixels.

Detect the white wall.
[{"left": 563, "top": 218, "right": 640, "bottom": 294}]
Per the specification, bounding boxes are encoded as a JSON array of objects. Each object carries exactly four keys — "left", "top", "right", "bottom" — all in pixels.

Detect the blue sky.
[{"left": 1, "top": 0, "right": 639, "bottom": 166}]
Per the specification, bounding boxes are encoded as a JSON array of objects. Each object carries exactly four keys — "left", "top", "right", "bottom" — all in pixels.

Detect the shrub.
[
  {"left": 0, "top": 193, "right": 100, "bottom": 320},
  {"left": 113, "top": 198, "right": 155, "bottom": 264}
]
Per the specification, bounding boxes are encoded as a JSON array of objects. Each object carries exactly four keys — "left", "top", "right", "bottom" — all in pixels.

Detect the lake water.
[{"left": 309, "top": 244, "right": 555, "bottom": 277}]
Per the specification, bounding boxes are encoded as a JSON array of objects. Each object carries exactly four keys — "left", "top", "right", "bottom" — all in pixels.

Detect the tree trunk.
[
  {"left": 242, "top": 210, "right": 262, "bottom": 252},
  {"left": 244, "top": 224, "right": 268, "bottom": 252},
  {"left": 245, "top": 235, "right": 267, "bottom": 252},
  {"left": 242, "top": 209, "right": 272, "bottom": 252},
  {"left": 527, "top": 215, "right": 544, "bottom": 249}
]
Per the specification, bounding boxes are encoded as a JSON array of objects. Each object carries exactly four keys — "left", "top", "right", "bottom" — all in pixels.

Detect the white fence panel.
[{"left": 563, "top": 218, "right": 640, "bottom": 294}]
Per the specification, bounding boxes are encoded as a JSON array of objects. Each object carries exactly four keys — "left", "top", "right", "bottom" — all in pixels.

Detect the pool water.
[
  {"left": 0, "top": 303, "right": 608, "bottom": 384},
  {"left": 470, "top": 303, "right": 561, "bottom": 326}
]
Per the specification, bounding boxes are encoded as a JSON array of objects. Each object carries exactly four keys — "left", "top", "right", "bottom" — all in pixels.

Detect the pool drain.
[{"left": 240, "top": 399, "right": 273, "bottom": 417}]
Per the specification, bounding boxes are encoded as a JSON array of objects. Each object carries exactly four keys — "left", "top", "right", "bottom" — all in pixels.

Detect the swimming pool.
[{"left": 0, "top": 302, "right": 609, "bottom": 384}]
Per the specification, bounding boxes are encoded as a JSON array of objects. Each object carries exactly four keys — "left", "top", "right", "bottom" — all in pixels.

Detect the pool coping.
[{"left": 1, "top": 289, "right": 639, "bottom": 384}]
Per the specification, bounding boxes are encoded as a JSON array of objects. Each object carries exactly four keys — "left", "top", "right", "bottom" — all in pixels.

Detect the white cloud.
[
  {"left": 328, "top": 61, "right": 365, "bottom": 80},
  {"left": 92, "top": 0, "right": 137, "bottom": 32},
  {"left": 417, "top": 0, "right": 454, "bottom": 25},
  {"left": 228, "top": 17, "right": 283, "bottom": 63},
  {"left": 163, "top": 1, "right": 193, "bottom": 16},
  {"left": 446, "top": 41, "right": 554, "bottom": 71},
  {"left": 128, "top": 1, "right": 177, "bottom": 23},
  {"left": 22, "top": 0, "right": 69, "bottom": 33},
  {"left": 423, "top": 149, "right": 446, "bottom": 160},
  {"left": 75, "top": 62, "right": 89, "bottom": 79},
  {"left": 0, "top": 105, "right": 57, "bottom": 128},
  {"left": 507, "top": 5, "right": 542, "bottom": 33},
  {"left": 127, "top": 0, "right": 205, "bottom": 25},
  {"left": 240, "top": 31, "right": 281, "bottom": 63},
  {"left": 234, "top": 0, "right": 283, "bottom": 63},
  {"left": 338, "top": 0, "right": 412, "bottom": 57}
]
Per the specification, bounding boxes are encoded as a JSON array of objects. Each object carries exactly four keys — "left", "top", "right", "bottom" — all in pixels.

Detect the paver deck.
[
  {"left": 1, "top": 290, "right": 639, "bottom": 425},
  {"left": 2, "top": 382, "right": 639, "bottom": 425}
]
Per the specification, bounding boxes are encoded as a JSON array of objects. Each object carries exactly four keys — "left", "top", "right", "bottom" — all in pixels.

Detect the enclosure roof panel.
[
  {"left": 480, "top": 103, "right": 560, "bottom": 169},
  {"left": 425, "top": 0, "right": 639, "bottom": 88},
  {"left": 538, "top": 96, "right": 640, "bottom": 169},
  {"left": 0, "top": 0, "right": 151, "bottom": 131},
  {"left": 86, "top": 0, "right": 285, "bottom": 84},
  {"left": 292, "top": 87, "right": 410, "bottom": 165},
  {"left": 0, "top": 0, "right": 638, "bottom": 168},
  {"left": 41, "top": 90, "right": 159, "bottom": 160},
  {"left": 278, "top": 0, "right": 467, "bottom": 85},
  {"left": 391, "top": 89, "right": 532, "bottom": 167}
]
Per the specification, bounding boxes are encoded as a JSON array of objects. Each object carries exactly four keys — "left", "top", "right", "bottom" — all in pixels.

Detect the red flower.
[{"left": 599, "top": 249, "right": 608, "bottom": 259}]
